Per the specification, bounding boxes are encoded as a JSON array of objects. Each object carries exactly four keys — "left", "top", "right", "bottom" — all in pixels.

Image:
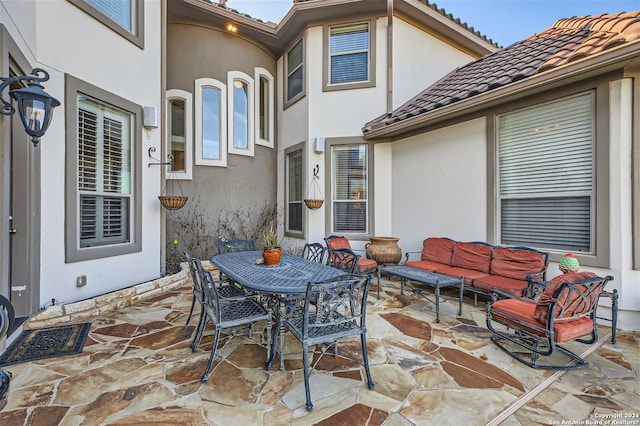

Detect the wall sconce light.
[{"left": 0, "top": 68, "right": 60, "bottom": 147}]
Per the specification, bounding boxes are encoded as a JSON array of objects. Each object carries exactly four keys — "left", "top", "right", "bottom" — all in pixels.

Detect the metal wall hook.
[
  {"left": 313, "top": 164, "right": 320, "bottom": 178},
  {"left": 148, "top": 147, "right": 173, "bottom": 167}
]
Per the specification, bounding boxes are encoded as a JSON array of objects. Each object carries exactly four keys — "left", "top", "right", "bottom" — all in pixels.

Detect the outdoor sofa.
[{"left": 404, "top": 237, "right": 549, "bottom": 304}]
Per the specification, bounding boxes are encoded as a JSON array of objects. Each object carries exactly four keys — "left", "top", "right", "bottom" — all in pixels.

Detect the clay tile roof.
[{"left": 364, "top": 10, "right": 640, "bottom": 133}]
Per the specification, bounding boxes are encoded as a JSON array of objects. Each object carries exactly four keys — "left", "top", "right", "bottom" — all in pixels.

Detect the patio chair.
[
  {"left": 183, "top": 252, "right": 245, "bottom": 351},
  {"left": 301, "top": 242, "right": 326, "bottom": 264},
  {"left": 191, "top": 258, "right": 272, "bottom": 383},
  {"left": 217, "top": 239, "right": 256, "bottom": 254},
  {"left": 486, "top": 273, "right": 615, "bottom": 370},
  {"left": 283, "top": 274, "right": 374, "bottom": 411},
  {"left": 325, "top": 235, "right": 381, "bottom": 298},
  {"left": 326, "top": 247, "right": 360, "bottom": 274}
]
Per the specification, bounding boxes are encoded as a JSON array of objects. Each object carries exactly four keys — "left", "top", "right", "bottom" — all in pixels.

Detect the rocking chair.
[{"left": 486, "top": 273, "right": 615, "bottom": 370}]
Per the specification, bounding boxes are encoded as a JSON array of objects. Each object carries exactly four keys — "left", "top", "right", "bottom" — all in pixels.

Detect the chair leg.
[
  {"left": 184, "top": 295, "right": 197, "bottom": 330},
  {"left": 302, "top": 345, "right": 313, "bottom": 411},
  {"left": 361, "top": 333, "right": 374, "bottom": 390},
  {"left": 201, "top": 327, "right": 222, "bottom": 383},
  {"left": 191, "top": 310, "right": 208, "bottom": 352}
]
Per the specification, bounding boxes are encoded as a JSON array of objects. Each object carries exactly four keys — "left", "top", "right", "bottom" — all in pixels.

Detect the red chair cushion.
[
  {"left": 491, "top": 299, "right": 595, "bottom": 342},
  {"left": 450, "top": 242, "right": 493, "bottom": 273},
  {"left": 421, "top": 238, "right": 456, "bottom": 265},
  {"left": 533, "top": 271, "right": 598, "bottom": 323},
  {"left": 490, "top": 247, "right": 546, "bottom": 281},
  {"left": 326, "top": 237, "right": 351, "bottom": 250},
  {"left": 358, "top": 258, "right": 377, "bottom": 273},
  {"left": 473, "top": 275, "right": 528, "bottom": 297}
]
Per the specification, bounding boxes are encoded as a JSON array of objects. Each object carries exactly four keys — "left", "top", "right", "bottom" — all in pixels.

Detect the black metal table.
[
  {"left": 210, "top": 251, "right": 346, "bottom": 370},
  {"left": 381, "top": 265, "right": 463, "bottom": 322}
]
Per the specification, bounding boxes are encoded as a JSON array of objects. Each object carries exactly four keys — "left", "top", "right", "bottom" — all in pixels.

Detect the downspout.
[
  {"left": 160, "top": 0, "right": 167, "bottom": 275},
  {"left": 386, "top": 0, "right": 393, "bottom": 116}
]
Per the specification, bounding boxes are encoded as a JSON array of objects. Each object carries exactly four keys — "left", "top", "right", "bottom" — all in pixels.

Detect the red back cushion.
[
  {"left": 421, "top": 238, "right": 455, "bottom": 265},
  {"left": 326, "top": 237, "right": 351, "bottom": 250},
  {"left": 450, "top": 242, "right": 493, "bottom": 273},
  {"left": 490, "top": 247, "right": 546, "bottom": 281},
  {"left": 533, "top": 271, "right": 599, "bottom": 323}
]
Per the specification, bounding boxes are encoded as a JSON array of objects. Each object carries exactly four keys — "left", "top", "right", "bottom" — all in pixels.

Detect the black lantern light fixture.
[{"left": 0, "top": 68, "right": 60, "bottom": 147}]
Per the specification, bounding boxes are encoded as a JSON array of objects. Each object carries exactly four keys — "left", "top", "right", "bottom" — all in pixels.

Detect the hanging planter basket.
[
  {"left": 304, "top": 165, "right": 324, "bottom": 210},
  {"left": 158, "top": 195, "right": 188, "bottom": 210}
]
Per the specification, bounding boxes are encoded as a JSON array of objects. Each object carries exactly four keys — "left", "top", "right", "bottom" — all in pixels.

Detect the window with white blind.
[
  {"left": 68, "top": 0, "right": 144, "bottom": 48},
  {"left": 331, "top": 144, "right": 368, "bottom": 234},
  {"left": 78, "top": 97, "right": 131, "bottom": 248},
  {"left": 323, "top": 20, "right": 375, "bottom": 92},
  {"left": 255, "top": 68, "right": 274, "bottom": 148},
  {"left": 285, "top": 38, "right": 304, "bottom": 107},
  {"left": 498, "top": 92, "right": 595, "bottom": 252},
  {"left": 166, "top": 89, "right": 192, "bottom": 179},
  {"left": 286, "top": 145, "right": 305, "bottom": 236},
  {"left": 195, "top": 78, "right": 227, "bottom": 167},
  {"left": 228, "top": 71, "right": 254, "bottom": 157},
  {"left": 65, "top": 75, "right": 141, "bottom": 262}
]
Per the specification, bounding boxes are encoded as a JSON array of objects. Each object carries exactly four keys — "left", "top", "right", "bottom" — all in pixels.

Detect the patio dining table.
[{"left": 210, "top": 251, "right": 346, "bottom": 370}]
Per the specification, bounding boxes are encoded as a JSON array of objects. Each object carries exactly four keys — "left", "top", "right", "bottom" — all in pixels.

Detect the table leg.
[
  {"left": 435, "top": 286, "right": 441, "bottom": 323},
  {"left": 458, "top": 278, "right": 464, "bottom": 316},
  {"left": 400, "top": 277, "right": 405, "bottom": 295},
  {"left": 265, "top": 297, "right": 284, "bottom": 371}
]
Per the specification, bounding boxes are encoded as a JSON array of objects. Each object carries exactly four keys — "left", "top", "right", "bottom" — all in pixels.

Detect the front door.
[{"left": 8, "top": 82, "right": 38, "bottom": 316}]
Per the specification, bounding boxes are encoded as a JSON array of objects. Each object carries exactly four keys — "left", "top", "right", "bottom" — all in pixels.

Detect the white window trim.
[
  {"left": 228, "top": 71, "right": 255, "bottom": 157},
  {"left": 166, "top": 89, "right": 193, "bottom": 180},
  {"left": 195, "top": 77, "right": 227, "bottom": 167},
  {"left": 255, "top": 67, "right": 274, "bottom": 149}
]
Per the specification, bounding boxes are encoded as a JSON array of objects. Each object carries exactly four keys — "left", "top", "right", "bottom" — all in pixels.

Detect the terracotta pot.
[
  {"left": 365, "top": 236, "right": 401, "bottom": 265},
  {"left": 263, "top": 247, "right": 283, "bottom": 266}
]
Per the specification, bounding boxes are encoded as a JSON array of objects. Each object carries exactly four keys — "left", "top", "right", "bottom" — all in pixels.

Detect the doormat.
[{"left": 0, "top": 322, "right": 91, "bottom": 367}]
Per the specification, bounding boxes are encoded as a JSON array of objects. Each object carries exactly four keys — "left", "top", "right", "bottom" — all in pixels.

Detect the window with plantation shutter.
[
  {"left": 286, "top": 148, "right": 304, "bottom": 234},
  {"left": 332, "top": 144, "right": 368, "bottom": 234},
  {"left": 87, "top": 0, "right": 133, "bottom": 31},
  {"left": 330, "top": 22, "right": 369, "bottom": 84},
  {"left": 498, "top": 91, "right": 594, "bottom": 252},
  {"left": 78, "top": 97, "right": 131, "bottom": 248}
]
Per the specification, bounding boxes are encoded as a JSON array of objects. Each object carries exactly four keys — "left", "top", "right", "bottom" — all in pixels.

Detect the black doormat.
[{"left": 0, "top": 322, "right": 91, "bottom": 367}]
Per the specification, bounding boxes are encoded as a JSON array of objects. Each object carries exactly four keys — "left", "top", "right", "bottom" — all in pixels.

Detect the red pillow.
[{"left": 533, "top": 271, "right": 598, "bottom": 323}]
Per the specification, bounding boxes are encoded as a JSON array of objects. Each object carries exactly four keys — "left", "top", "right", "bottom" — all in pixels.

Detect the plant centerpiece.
[{"left": 262, "top": 222, "right": 282, "bottom": 266}]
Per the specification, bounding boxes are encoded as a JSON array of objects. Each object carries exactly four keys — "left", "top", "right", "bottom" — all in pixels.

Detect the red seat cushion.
[
  {"left": 533, "top": 271, "right": 598, "bottom": 323},
  {"left": 421, "top": 238, "right": 456, "bottom": 265},
  {"left": 450, "top": 242, "right": 493, "bottom": 273},
  {"left": 435, "top": 266, "right": 489, "bottom": 286},
  {"left": 473, "top": 275, "right": 528, "bottom": 297},
  {"left": 358, "top": 258, "right": 378, "bottom": 273},
  {"left": 404, "top": 260, "right": 449, "bottom": 272},
  {"left": 490, "top": 247, "right": 546, "bottom": 281},
  {"left": 491, "top": 299, "right": 595, "bottom": 342},
  {"left": 326, "top": 237, "right": 351, "bottom": 250}
]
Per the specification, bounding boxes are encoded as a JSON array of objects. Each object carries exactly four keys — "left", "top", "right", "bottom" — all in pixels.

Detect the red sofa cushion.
[
  {"left": 491, "top": 299, "right": 595, "bottom": 342},
  {"left": 405, "top": 260, "right": 450, "bottom": 272},
  {"left": 473, "top": 275, "right": 528, "bottom": 297},
  {"left": 327, "top": 237, "right": 351, "bottom": 250},
  {"left": 450, "top": 242, "right": 493, "bottom": 273},
  {"left": 490, "top": 247, "right": 546, "bottom": 281},
  {"left": 421, "top": 238, "right": 455, "bottom": 264},
  {"left": 533, "top": 271, "right": 599, "bottom": 323},
  {"left": 434, "top": 266, "right": 489, "bottom": 286}
]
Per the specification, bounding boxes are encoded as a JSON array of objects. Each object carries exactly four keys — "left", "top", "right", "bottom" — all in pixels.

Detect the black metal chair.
[
  {"left": 326, "top": 247, "right": 360, "bottom": 274},
  {"left": 191, "top": 258, "right": 272, "bottom": 383},
  {"left": 301, "top": 242, "right": 326, "bottom": 264},
  {"left": 486, "top": 274, "right": 615, "bottom": 370},
  {"left": 325, "top": 235, "right": 381, "bottom": 298},
  {"left": 183, "top": 252, "right": 244, "bottom": 351},
  {"left": 283, "top": 274, "right": 374, "bottom": 411},
  {"left": 218, "top": 239, "right": 256, "bottom": 254}
]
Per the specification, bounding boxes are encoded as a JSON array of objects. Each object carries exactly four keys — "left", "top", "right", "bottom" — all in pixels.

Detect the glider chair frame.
[
  {"left": 486, "top": 274, "right": 615, "bottom": 370},
  {"left": 325, "top": 235, "right": 381, "bottom": 298},
  {"left": 301, "top": 242, "right": 327, "bottom": 264}
]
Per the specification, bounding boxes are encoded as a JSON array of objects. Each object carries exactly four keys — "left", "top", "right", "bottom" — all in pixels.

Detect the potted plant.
[{"left": 262, "top": 222, "right": 282, "bottom": 266}]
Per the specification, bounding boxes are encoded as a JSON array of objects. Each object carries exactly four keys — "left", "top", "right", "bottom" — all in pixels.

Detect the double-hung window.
[
  {"left": 65, "top": 74, "right": 142, "bottom": 262},
  {"left": 331, "top": 144, "right": 369, "bottom": 234},
  {"left": 285, "top": 145, "right": 305, "bottom": 236},
  {"left": 68, "top": 0, "right": 144, "bottom": 48},
  {"left": 498, "top": 92, "right": 595, "bottom": 253},
  {"left": 324, "top": 21, "right": 375, "bottom": 91},
  {"left": 285, "top": 39, "right": 304, "bottom": 106}
]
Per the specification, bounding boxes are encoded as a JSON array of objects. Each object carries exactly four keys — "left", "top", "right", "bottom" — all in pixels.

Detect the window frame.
[
  {"left": 323, "top": 19, "right": 376, "bottom": 92},
  {"left": 65, "top": 74, "right": 142, "bottom": 262},
  {"left": 285, "top": 142, "right": 306, "bottom": 238},
  {"left": 227, "top": 71, "right": 255, "bottom": 157},
  {"left": 166, "top": 89, "right": 193, "bottom": 180},
  {"left": 255, "top": 67, "right": 275, "bottom": 149},
  {"left": 68, "top": 0, "right": 144, "bottom": 49},
  {"left": 326, "top": 138, "right": 373, "bottom": 239},
  {"left": 284, "top": 37, "right": 305, "bottom": 109},
  {"left": 195, "top": 77, "right": 227, "bottom": 167}
]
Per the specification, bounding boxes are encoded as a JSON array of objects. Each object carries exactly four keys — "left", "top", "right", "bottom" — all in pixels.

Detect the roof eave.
[{"left": 364, "top": 40, "right": 640, "bottom": 140}]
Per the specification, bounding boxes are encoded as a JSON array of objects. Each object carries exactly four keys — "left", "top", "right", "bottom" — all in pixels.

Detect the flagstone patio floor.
[{"left": 0, "top": 274, "right": 638, "bottom": 425}]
